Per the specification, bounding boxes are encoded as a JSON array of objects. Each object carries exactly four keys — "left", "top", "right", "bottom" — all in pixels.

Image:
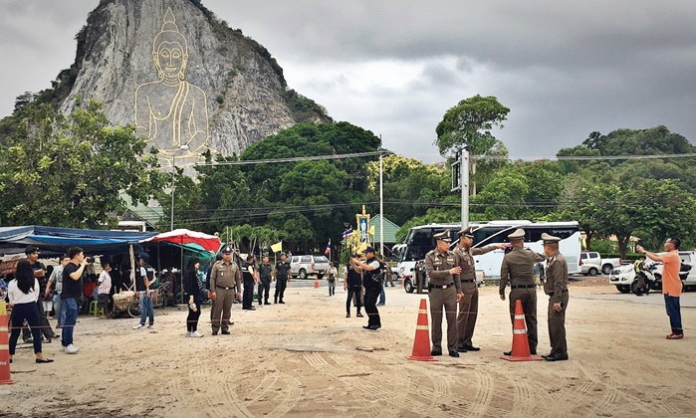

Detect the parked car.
[
  {"left": 580, "top": 251, "right": 621, "bottom": 276},
  {"left": 289, "top": 255, "right": 330, "bottom": 279},
  {"left": 609, "top": 251, "right": 696, "bottom": 293}
]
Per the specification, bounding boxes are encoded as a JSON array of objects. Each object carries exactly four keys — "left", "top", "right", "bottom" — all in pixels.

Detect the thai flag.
[
  {"left": 342, "top": 228, "right": 353, "bottom": 239},
  {"left": 324, "top": 239, "right": 332, "bottom": 255}
]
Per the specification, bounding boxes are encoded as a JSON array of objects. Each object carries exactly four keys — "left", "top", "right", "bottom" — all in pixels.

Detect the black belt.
[
  {"left": 428, "top": 282, "right": 455, "bottom": 290},
  {"left": 512, "top": 284, "right": 535, "bottom": 289},
  {"left": 216, "top": 286, "right": 234, "bottom": 290},
  {"left": 461, "top": 279, "right": 475, "bottom": 283},
  {"left": 547, "top": 289, "right": 569, "bottom": 296}
]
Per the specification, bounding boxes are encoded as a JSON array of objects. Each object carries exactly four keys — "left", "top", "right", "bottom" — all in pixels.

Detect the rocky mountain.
[{"left": 50, "top": 0, "right": 331, "bottom": 167}]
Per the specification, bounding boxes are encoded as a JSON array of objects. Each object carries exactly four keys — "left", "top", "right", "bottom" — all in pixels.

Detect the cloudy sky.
[{"left": 1, "top": 0, "right": 696, "bottom": 162}]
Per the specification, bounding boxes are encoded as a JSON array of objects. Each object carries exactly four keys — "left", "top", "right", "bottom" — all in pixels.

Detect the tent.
[
  {"left": 140, "top": 229, "right": 221, "bottom": 254},
  {"left": 0, "top": 225, "right": 157, "bottom": 255}
]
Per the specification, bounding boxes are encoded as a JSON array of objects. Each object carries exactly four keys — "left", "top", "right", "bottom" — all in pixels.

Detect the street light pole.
[{"left": 170, "top": 145, "right": 189, "bottom": 231}]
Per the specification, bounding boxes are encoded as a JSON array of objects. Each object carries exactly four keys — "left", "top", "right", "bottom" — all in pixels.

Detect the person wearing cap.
[
  {"left": 424, "top": 230, "right": 463, "bottom": 357},
  {"left": 454, "top": 227, "right": 507, "bottom": 352},
  {"left": 500, "top": 228, "right": 545, "bottom": 355},
  {"left": 274, "top": 253, "right": 291, "bottom": 304},
  {"left": 257, "top": 256, "right": 273, "bottom": 306},
  {"left": 133, "top": 253, "right": 157, "bottom": 330},
  {"left": 242, "top": 255, "right": 257, "bottom": 311},
  {"left": 351, "top": 246, "right": 382, "bottom": 330},
  {"left": 540, "top": 233, "right": 569, "bottom": 361},
  {"left": 209, "top": 246, "right": 242, "bottom": 335}
]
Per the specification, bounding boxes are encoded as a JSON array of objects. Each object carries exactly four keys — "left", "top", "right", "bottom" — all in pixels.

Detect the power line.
[
  {"left": 477, "top": 153, "right": 696, "bottom": 161},
  {"left": 194, "top": 151, "right": 390, "bottom": 166}
]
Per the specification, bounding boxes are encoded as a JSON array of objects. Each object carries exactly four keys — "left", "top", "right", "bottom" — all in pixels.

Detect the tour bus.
[{"left": 393, "top": 221, "right": 582, "bottom": 285}]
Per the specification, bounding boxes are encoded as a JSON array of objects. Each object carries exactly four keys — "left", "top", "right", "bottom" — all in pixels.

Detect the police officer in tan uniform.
[
  {"left": 425, "top": 231, "right": 463, "bottom": 357},
  {"left": 209, "top": 246, "right": 242, "bottom": 335},
  {"left": 500, "top": 228, "right": 544, "bottom": 355},
  {"left": 540, "top": 233, "right": 569, "bottom": 361},
  {"left": 454, "top": 227, "right": 506, "bottom": 352}
]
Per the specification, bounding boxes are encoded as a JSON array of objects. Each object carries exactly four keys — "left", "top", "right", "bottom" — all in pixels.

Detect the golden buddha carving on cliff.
[{"left": 135, "top": 7, "right": 209, "bottom": 167}]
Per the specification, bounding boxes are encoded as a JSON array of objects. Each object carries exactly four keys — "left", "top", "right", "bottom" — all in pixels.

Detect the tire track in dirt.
[
  {"left": 504, "top": 373, "right": 544, "bottom": 418},
  {"left": 468, "top": 368, "right": 495, "bottom": 418},
  {"left": 188, "top": 359, "right": 254, "bottom": 418},
  {"left": 580, "top": 361, "right": 679, "bottom": 416},
  {"left": 265, "top": 372, "right": 303, "bottom": 417},
  {"left": 330, "top": 353, "right": 384, "bottom": 416},
  {"left": 304, "top": 352, "right": 448, "bottom": 417}
]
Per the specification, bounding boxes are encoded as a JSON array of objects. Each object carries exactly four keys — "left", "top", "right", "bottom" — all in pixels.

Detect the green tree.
[
  {"left": 435, "top": 95, "right": 510, "bottom": 194},
  {"left": 0, "top": 100, "right": 163, "bottom": 228}
]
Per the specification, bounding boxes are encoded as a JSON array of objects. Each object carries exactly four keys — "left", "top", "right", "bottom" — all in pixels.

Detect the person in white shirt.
[
  {"left": 97, "top": 262, "right": 112, "bottom": 318},
  {"left": 45, "top": 255, "right": 69, "bottom": 327},
  {"left": 8, "top": 260, "right": 53, "bottom": 364}
]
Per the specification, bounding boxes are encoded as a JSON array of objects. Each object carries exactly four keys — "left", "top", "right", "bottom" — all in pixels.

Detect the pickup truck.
[{"left": 580, "top": 251, "right": 621, "bottom": 276}]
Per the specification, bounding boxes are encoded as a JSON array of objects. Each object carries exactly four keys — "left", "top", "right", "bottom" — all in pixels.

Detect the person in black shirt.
[
  {"left": 184, "top": 258, "right": 203, "bottom": 338},
  {"left": 344, "top": 254, "right": 364, "bottom": 318},
  {"left": 133, "top": 253, "right": 156, "bottom": 329},
  {"left": 257, "top": 256, "right": 273, "bottom": 306},
  {"left": 351, "top": 247, "right": 383, "bottom": 330},
  {"left": 242, "top": 255, "right": 257, "bottom": 310},
  {"left": 62, "top": 246, "right": 89, "bottom": 354},
  {"left": 274, "top": 254, "right": 291, "bottom": 304}
]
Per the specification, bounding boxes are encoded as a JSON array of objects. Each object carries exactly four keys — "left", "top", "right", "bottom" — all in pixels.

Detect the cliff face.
[{"left": 57, "top": 0, "right": 330, "bottom": 166}]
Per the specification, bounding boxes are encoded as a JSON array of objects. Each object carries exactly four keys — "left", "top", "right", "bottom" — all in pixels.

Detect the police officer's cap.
[
  {"left": 458, "top": 227, "right": 474, "bottom": 239},
  {"left": 433, "top": 230, "right": 452, "bottom": 243},
  {"left": 507, "top": 228, "right": 526, "bottom": 241},
  {"left": 221, "top": 246, "right": 232, "bottom": 254},
  {"left": 363, "top": 246, "right": 376, "bottom": 254},
  {"left": 541, "top": 233, "right": 561, "bottom": 244}
]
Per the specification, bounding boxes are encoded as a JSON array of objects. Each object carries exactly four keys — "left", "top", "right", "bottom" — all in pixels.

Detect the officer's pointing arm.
[{"left": 499, "top": 258, "right": 509, "bottom": 300}]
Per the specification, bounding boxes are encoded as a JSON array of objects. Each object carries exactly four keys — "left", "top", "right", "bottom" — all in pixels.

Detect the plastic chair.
[{"left": 88, "top": 300, "right": 104, "bottom": 316}]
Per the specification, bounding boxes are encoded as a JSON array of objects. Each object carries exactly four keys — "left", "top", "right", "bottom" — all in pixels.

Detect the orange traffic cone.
[
  {"left": 501, "top": 299, "right": 542, "bottom": 362},
  {"left": 0, "top": 301, "right": 15, "bottom": 385},
  {"left": 406, "top": 298, "right": 437, "bottom": 362},
  {"left": 314, "top": 276, "right": 319, "bottom": 289}
]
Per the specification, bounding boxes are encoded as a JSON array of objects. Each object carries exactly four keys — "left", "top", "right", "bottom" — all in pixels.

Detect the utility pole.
[
  {"left": 379, "top": 152, "right": 384, "bottom": 257},
  {"left": 460, "top": 146, "right": 470, "bottom": 229}
]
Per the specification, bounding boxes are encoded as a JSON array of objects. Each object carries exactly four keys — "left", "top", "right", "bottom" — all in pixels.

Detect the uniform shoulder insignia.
[{"left": 426, "top": 249, "right": 436, "bottom": 257}]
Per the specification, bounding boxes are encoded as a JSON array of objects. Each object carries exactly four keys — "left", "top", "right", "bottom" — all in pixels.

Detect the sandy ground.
[{"left": 2, "top": 280, "right": 696, "bottom": 418}]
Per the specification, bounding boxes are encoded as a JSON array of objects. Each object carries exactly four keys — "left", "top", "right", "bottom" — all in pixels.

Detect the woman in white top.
[{"left": 8, "top": 260, "right": 53, "bottom": 364}]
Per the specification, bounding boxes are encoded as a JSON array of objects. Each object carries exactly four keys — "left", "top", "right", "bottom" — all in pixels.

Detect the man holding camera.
[{"left": 61, "top": 246, "right": 90, "bottom": 354}]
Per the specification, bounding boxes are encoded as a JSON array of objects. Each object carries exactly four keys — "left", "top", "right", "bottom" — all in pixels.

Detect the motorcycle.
[{"left": 631, "top": 258, "right": 691, "bottom": 296}]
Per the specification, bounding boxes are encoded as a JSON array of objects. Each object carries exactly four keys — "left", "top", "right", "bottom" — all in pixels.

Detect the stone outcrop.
[{"left": 55, "top": 0, "right": 330, "bottom": 166}]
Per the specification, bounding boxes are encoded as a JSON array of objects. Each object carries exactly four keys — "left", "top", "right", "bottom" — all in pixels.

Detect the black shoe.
[
  {"left": 212, "top": 331, "right": 218, "bottom": 336},
  {"left": 431, "top": 350, "right": 442, "bottom": 356},
  {"left": 36, "top": 358, "right": 54, "bottom": 364},
  {"left": 463, "top": 344, "right": 480, "bottom": 352},
  {"left": 264, "top": 301, "right": 270, "bottom": 305},
  {"left": 449, "top": 350, "right": 460, "bottom": 358},
  {"left": 362, "top": 325, "right": 379, "bottom": 331},
  {"left": 279, "top": 301, "right": 285, "bottom": 304},
  {"left": 531, "top": 349, "right": 537, "bottom": 355},
  {"left": 457, "top": 346, "right": 468, "bottom": 353},
  {"left": 221, "top": 330, "right": 231, "bottom": 335},
  {"left": 503, "top": 351, "right": 512, "bottom": 356},
  {"left": 544, "top": 354, "right": 568, "bottom": 362}
]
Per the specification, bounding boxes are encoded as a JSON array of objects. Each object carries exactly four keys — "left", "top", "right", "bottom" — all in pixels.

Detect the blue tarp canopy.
[{"left": 0, "top": 225, "right": 158, "bottom": 255}]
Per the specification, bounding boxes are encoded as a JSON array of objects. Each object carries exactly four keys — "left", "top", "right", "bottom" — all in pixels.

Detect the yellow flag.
[
  {"left": 369, "top": 225, "right": 375, "bottom": 236},
  {"left": 271, "top": 241, "right": 282, "bottom": 253}
]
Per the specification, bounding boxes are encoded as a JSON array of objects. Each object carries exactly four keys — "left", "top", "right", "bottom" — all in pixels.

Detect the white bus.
[{"left": 394, "top": 221, "right": 581, "bottom": 285}]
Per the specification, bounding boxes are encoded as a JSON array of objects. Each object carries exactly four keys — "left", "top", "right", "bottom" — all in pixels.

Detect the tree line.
[{"left": 1, "top": 95, "right": 695, "bottom": 258}]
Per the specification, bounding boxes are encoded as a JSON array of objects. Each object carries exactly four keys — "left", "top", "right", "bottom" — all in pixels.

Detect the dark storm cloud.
[{"left": 2, "top": 0, "right": 696, "bottom": 161}]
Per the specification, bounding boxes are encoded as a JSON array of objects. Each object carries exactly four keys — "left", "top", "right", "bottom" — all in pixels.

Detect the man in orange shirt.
[{"left": 637, "top": 237, "right": 684, "bottom": 339}]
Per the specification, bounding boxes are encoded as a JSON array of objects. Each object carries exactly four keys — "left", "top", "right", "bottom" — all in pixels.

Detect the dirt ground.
[{"left": 3, "top": 280, "right": 696, "bottom": 417}]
